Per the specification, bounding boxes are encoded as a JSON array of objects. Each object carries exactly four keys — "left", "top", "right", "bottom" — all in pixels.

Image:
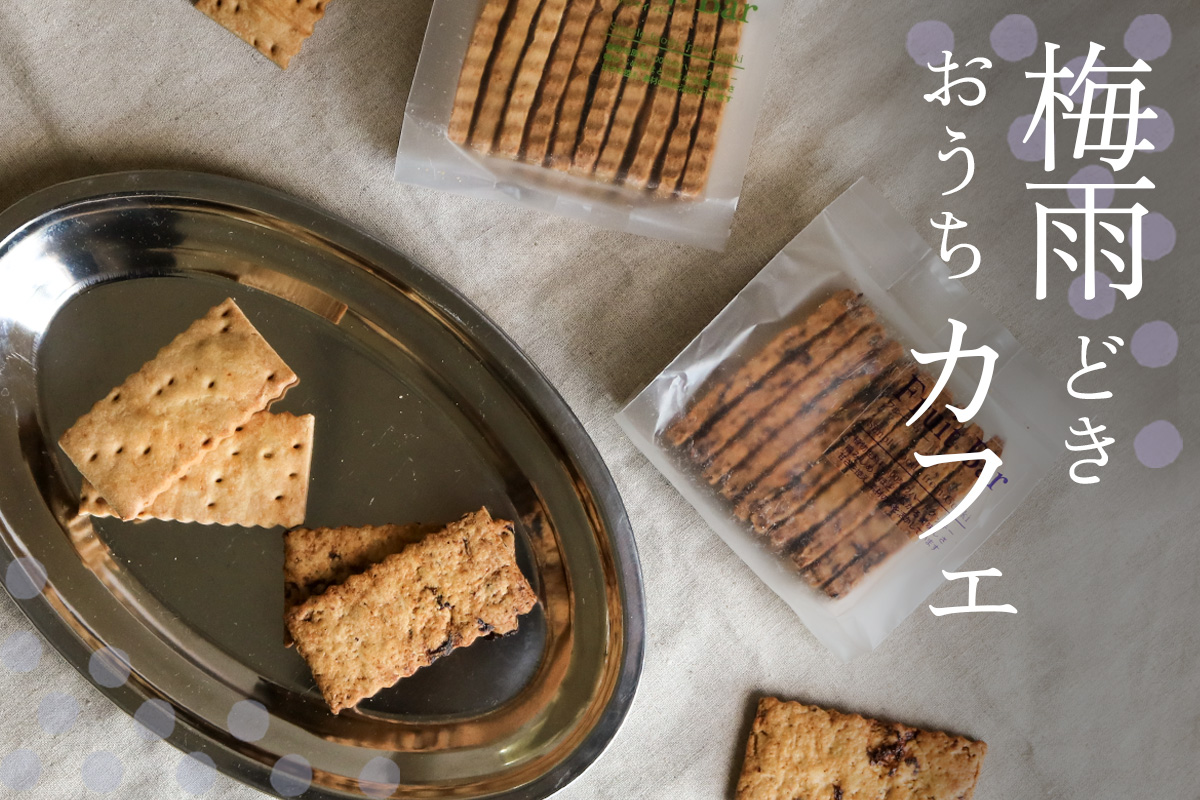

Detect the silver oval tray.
[{"left": 0, "top": 171, "right": 644, "bottom": 798}]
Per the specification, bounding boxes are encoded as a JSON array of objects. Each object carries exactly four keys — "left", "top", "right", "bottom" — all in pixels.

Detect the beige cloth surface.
[{"left": 0, "top": 0, "right": 1197, "bottom": 798}]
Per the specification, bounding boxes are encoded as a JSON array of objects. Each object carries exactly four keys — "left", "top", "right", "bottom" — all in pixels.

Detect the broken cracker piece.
[
  {"left": 80, "top": 410, "right": 314, "bottom": 529},
  {"left": 195, "top": 0, "right": 331, "bottom": 69},
  {"left": 286, "top": 508, "right": 538, "bottom": 713},
  {"left": 59, "top": 297, "right": 298, "bottom": 520}
]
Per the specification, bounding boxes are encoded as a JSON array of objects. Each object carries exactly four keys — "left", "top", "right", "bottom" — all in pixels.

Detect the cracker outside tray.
[
  {"left": 194, "top": 0, "right": 331, "bottom": 69},
  {"left": 59, "top": 298, "right": 298, "bottom": 520},
  {"left": 79, "top": 410, "right": 314, "bottom": 528}
]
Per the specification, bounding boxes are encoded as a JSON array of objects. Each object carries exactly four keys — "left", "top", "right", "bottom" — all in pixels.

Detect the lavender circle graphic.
[
  {"left": 1069, "top": 273, "right": 1116, "bottom": 320},
  {"left": 88, "top": 647, "right": 131, "bottom": 688},
  {"left": 227, "top": 699, "right": 269, "bottom": 742},
  {"left": 1, "top": 630, "right": 42, "bottom": 672},
  {"left": 1060, "top": 56, "right": 1107, "bottom": 104},
  {"left": 990, "top": 14, "right": 1037, "bottom": 61},
  {"left": 1068, "top": 165, "right": 1114, "bottom": 210},
  {"left": 5, "top": 556, "right": 47, "bottom": 600},
  {"left": 1131, "top": 321, "right": 1178, "bottom": 368},
  {"left": 1124, "top": 14, "right": 1171, "bottom": 61},
  {"left": 271, "top": 755, "right": 313, "bottom": 798},
  {"left": 906, "top": 20, "right": 954, "bottom": 68},
  {"left": 359, "top": 757, "right": 402, "bottom": 799},
  {"left": 177, "top": 752, "right": 217, "bottom": 796},
  {"left": 1139, "top": 212, "right": 1176, "bottom": 261},
  {"left": 38, "top": 692, "right": 80, "bottom": 735},
  {"left": 1140, "top": 106, "right": 1174, "bottom": 152},
  {"left": 0, "top": 749, "right": 40, "bottom": 791},
  {"left": 134, "top": 698, "right": 176, "bottom": 741},
  {"left": 1135, "top": 420, "right": 1182, "bottom": 468},
  {"left": 81, "top": 751, "right": 124, "bottom": 793},
  {"left": 1008, "top": 114, "right": 1046, "bottom": 162}
]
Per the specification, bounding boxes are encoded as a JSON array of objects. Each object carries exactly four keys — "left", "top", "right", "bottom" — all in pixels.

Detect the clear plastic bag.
[
  {"left": 395, "top": 0, "right": 784, "bottom": 250},
  {"left": 617, "top": 178, "right": 1069, "bottom": 659}
]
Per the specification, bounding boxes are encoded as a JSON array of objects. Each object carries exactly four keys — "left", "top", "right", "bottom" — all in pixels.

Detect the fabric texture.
[{"left": 0, "top": 1, "right": 1196, "bottom": 798}]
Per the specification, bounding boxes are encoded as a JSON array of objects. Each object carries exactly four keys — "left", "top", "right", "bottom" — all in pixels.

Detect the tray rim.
[{"left": 0, "top": 169, "right": 646, "bottom": 799}]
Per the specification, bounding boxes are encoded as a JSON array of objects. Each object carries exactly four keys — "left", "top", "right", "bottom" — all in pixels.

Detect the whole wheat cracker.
[
  {"left": 448, "top": 0, "right": 510, "bottom": 144},
  {"left": 590, "top": 1, "right": 675, "bottom": 181},
  {"left": 494, "top": 0, "right": 574, "bottom": 159},
  {"left": 736, "top": 697, "right": 987, "bottom": 800},
  {"left": 652, "top": 9, "right": 719, "bottom": 193},
  {"left": 622, "top": 1, "right": 698, "bottom": 188},
  {"left": 548, "top": 0, "right": 623, "bottom": 168},
  {"left": 677, "top": 15, "right": 744, "bottom": 197},
  {"left": 194, "top": 0, "right": 330, "bottom": 69},
  {"left": 469, "top": 0, "right": 546, "bottom": 153},
  {"left": 59, "top": 298, "right": 298, "bottom": 520},
  {"left": 568, "top": 2, "right": 648, "bottom": 174},
  {"left": 521, "top": 0, "right": 602, "bottom": 165},
  {"left": 286, "top": 508, "right": 538, "bottom": 714},
  {"left": 282, "top": 521, "right": 431, "bottom": 645},
  {"left": 79, "top": 411, "right": 313, "bottom": 529}
]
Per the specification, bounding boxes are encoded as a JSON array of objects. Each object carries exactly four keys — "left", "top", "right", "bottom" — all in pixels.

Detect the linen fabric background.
[{"left": 0, "top": 1, "right": 1196, "bottom": 798}]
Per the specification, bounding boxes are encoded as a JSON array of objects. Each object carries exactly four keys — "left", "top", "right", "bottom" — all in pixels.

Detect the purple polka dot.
[
  {"left": 1069, "top": 272, "right": 1116, "bottom": 319},
  {"left": 907, "top": 21, "right": 954, "bottom": 68},
  {"left": 1131, "top": 321, "right": 1178, "bottom": 368},
  {"left": 1135, "top": 420, "right": 1182, "bottom": 468},
  {"left": 1139, "top": 212, "right": 1176, "bottom": 261},
  {"left": 1125, "top": 14, "right": 1171, "bottom": 61},
  {"left": 1008, "top": 114, "right": 1046, "bottom": 161},
  {"left": 990, "top": 15, "right": 1038, "bottom": 61},
  {"left": 1061, "top": 55, "right": 1107, "bottom": 104},
  {"left": 1068, "top": 165, "right": 1115, "bottom": 209},
  {"left": 1140, "top": 106, "right": 1173, "bottom": 151}
]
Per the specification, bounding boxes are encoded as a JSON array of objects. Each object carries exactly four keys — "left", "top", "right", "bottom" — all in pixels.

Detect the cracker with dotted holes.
[
  {"left": 282, "top": 522, "right": 430, "bottom": 645},
  {"left": 59, "top": 298, "right": 298, "bottom": 520},
  {"left": 194, "top": 0, "right": 331, "bottom": 69},
  {"left": 79, "top": 411, "right": 314, "bottom": 529},
  {"left": 285, "top": 508, "right": 538, "bottom": 713}
]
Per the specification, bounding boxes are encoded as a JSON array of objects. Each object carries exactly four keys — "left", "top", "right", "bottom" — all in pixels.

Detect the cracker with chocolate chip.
[
  {"left": 735, "top": 697, "right": 987, "bottom": 800},
  {"left": 285, "top": 507, "right": 538, "bottom": 713}
]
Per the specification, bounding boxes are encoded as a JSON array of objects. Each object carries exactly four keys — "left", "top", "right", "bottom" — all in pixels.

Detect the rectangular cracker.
[
  {"left": 469, "top": 0, "right": 545, "bottom": 153},
  {"left": 59, "top": 298, "right": 298, "bottom": 520},
  {"left": 652, "top": 8, "right": 719, "bottom": 193},
  {"left": 494, "top": 0, "right": 573, "bottom": 158},
  {"left": 448, "top": 0, "right": 511, "bottom": 144},
  {"left": 283, "top": 521, "right": 431, "bottom": 645},
  {"left": 736, "top": 697, "right": 987, "bottom": 800},
  {"left": 566, "top": 1, "right": 647, "bottom": 174},
  {"left": 677, "top": 15, "right": 744, "bottom": 197},
  {"left": 548, "top": 0, "right": 623, "bottom": 167},
  {"left": 79, "top": 411, "right": 314, "bottom": 529},
  {"left": 194, "top": 0, "right": 330, "bottom": 69},
  {"left": 285, "top": 508, "right": 538, "bottom": 714},
  {"left": 522, "top": 0, "right": 602, "bottom": 164},
  {"left": 591, "top": 1, "right": 675, "bottom": 181},
  {"left": 623, "top": 2, "right": 698, "bottom": 188},
  {"left": 666, "top": 290, "right": 861, "bottom": 448}
]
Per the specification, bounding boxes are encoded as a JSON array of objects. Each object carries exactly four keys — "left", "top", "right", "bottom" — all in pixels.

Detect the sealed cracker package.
[
  {"left": 395, "top": 0, "right": 784, "bottom": 250},
  {"left": 617, "top": 179, "right": 1067, "bottom": 659}
]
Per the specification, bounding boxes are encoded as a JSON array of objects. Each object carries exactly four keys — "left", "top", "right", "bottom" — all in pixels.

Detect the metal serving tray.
[{"left": 0, "top": 171, "right": 643, "bottom": 799}]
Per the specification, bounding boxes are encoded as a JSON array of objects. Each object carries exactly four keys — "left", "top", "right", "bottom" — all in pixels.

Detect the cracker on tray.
[
  {"left": 79, "top": 410, "right": 314, "bottom": 529},
  {"left": 59, "top": 298, "right": 298, "bottom": 520},
  {"left": 285, "top": 508, "right": 538, "bottom": 713}
]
